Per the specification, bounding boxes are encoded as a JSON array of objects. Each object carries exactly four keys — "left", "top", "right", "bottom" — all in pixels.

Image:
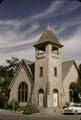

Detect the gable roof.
[
  {"left": 9, "top": 58, "right": 78, "bottom": 89},
  {"left": 9, "top": 59, "right": 35, "bottom": 89},
  {"left": 34, "top": 29, "right": 63, "bottom": 48},
  {"left": 23, "top": 59, "right": 35, "bottom": 79},
  {"left": 62, "top": 60, "right": 78, "bottom": 81}
]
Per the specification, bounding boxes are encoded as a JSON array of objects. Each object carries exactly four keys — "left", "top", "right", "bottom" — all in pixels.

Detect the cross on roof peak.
[{"left": 45, "top": 24, "right": 52, "bottom": 31}]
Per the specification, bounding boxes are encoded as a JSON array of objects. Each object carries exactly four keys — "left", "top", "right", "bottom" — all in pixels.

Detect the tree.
[
  {"left": 79, "top": 64, "right": 81, "bottom": 80},
  {"left": 73, "top": 64, "right": 81, "bottom": 103},
  {"left": 6, "top": 57, "right": 19, "bottom": 80},
  {"left": 0, "top": 57, "right": 20, "bottom": 104},
  {"left": 0, "top": 66, "right": 7, "bottom": 88},
  {"left": 0, "top": 57, "right": 20, "bottom": 94},
  {"left": 69, "top": 64, "right": 81, "bottom": 103}
]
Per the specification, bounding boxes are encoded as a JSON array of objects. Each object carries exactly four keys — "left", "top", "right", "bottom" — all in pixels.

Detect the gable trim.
[
  {"left": 63, "top": 60, "right": 79, "bottom": 81},
  {"left": 8, "top": 59, "right": 34, "bottom": 90}
]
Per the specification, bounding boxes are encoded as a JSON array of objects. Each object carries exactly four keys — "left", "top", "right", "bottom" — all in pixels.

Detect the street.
[{"left": 0, "top": 113, "right": 81, "bottom": 120}]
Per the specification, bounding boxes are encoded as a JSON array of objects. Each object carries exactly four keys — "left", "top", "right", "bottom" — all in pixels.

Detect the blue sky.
[{"left": 0, "top": 0, "right": 81, "bottom": 65}]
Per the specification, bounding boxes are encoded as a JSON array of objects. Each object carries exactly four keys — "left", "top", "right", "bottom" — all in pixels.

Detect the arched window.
[{"left": 18, "top": 82, "right": 28, "bottom": 102}]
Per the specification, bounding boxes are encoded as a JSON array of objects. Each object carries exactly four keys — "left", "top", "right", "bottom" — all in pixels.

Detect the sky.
[{"left": 0, "top": 0, "right": 81, "bottom": 66}]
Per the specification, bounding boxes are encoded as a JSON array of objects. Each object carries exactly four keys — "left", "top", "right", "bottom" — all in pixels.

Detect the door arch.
[
  {"left": 38, "top": 89, "right": 44, "bottom": 107},
  {"left": 53, "top": 89, "right": 58, "bottom": 107}
]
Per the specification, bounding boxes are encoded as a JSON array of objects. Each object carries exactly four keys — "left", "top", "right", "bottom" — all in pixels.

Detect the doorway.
[
  {"left": 38, "top": 89, "right": 44, "bottom": 107},
  {"left": 53, "top": 89, "right": 58, "bottom": 107}
]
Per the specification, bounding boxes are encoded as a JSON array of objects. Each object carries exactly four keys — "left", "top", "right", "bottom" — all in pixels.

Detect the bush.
[
  {"left": 23, "top": 103, "right": 39, "bottom": 115},
  {"left": 7, "top": 99, "right": 19, "bottom": 111},
  {"left": 4, "top": 101, "right": 9, "bottom": 109},
  {"left": 0, "top": 96, "right": 5, "bottom": 108},
  {"left": 63, "top": 101, "right": 70, "bottom": 109}
]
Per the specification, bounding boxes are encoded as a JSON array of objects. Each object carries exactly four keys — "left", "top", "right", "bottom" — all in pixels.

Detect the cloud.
[
  {"left": 0, "top": 47, "right": 35, "bottom": 65},
  {"left": 51, "top": 18, "right": 81, "bottom": 39},
  {"left": 22, "top": 0, "right": 63, "bottom": 22},
  {"left": 31, "top": 1, "right": 61, "bottom": 19},
  {"left": 22, "top": 1, "right": 80, "bottom": 23},
  {"left": 54, "top": 1, "right": 80, "bottom": 17},
  {"left": 0, "top": 20, "right": 41, "bottom": 46},
  {"left": 0, "top": 33, "right": 41, "bottom": 54},
  {"left": 0, "top": 20, "right": 22, "bottom": 32},
  {"left": 0, "top": 1, "right": 62, "bottom": 35},
  {"left": 0, "top": 43, "right": 34, "bottom": 53},
  {"left": 0, "top": 0, "right": 81, "bottom": 65},
  {"left": 61, "top": 26, "right": 81, "bottom": 65}
]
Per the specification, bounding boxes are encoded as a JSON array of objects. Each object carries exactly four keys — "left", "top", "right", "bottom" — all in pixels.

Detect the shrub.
[
  {"left": 23, "top": 103, "right": 39, "bottom": 115},
  {"left": 0, "top": 96, "right": 5, "bottom": 108},
  {"left": 7, "top": 99, "right": 19, "bottom": 111},
  {"left": 63, "top": 101, "right": 70, "bottom": 109},
  {"left": 4, "top": 101, "right": 9, "bottom": 109}
]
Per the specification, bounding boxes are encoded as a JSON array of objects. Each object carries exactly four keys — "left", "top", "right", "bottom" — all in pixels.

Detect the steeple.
[
  {"left": 33, "top": 26, "right": 63, "bottom": 107},
  {"left": 34, "top": 26, "right": 63, "bottom": 48}
]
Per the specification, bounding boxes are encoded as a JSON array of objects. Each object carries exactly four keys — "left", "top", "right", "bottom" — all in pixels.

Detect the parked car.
[{"left": 63, "top": 103, "right": 81, "bottom": 115}]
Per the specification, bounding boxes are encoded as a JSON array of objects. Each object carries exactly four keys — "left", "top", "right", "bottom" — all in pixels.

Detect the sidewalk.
[
  {"left": 0, "top": 109, "right": 22, "bottom": 115},
  {"left": 39, "top": 107, "right": 63, "bottom": 115},
  {"left": 0, "top": 107, "right": 63, "bottom": 116}
]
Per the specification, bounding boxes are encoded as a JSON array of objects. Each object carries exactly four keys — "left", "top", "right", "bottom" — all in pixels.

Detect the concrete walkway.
[
  {"left": 39, "top": 107, "right": 63, "bottom": 115},
  {"left": 0, "top": 109, "right": 23, "bottom": 115},
  {"left": 0, "top": 107, "right": 63, "bottom": 116}
]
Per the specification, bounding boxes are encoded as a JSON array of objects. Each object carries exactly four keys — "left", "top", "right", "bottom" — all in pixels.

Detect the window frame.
[{"left": 18, "top": 82, "right": 28, "bottom": 102}]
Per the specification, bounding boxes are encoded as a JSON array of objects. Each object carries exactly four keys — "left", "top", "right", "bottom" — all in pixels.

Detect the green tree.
[
  {"left": 79, "top": 64, "right": 81, "bottom": 80},
  {"left": 0, "top": 57, "right": 20, "bottom": 106},
  {"left": 6, "top": 57, "right": 19, "bottom": 81},
  {"left": 0, "top": 66, "right": 7, "bottom": 88},
  {"left": 69, "top": 64, "right": 81, "bottom": 103},
  {"left": 0, "top": 57, "right": 20, "bottom": 96},
  {"left": 73, "top": 64, "right": 81, "bottom": 102}
]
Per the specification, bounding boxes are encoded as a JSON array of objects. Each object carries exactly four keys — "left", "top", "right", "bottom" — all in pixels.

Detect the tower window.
[
  {"left": 40, "top": 67, "right": 43, "bottom": 77},
  {"left": 54, "top": 67, "right": 57, "bottom": 77},
  {"left": 52, "top": 46, "right": 59, "bottom": 54}
]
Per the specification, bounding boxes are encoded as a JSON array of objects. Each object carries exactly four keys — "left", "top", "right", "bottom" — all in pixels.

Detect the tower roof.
[{"left": 34, "top": 28, "right": 63, "bottom": 48}]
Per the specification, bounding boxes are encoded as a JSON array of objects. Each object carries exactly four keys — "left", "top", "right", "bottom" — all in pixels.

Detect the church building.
[{"left": 9, "top": 27, "right": 79, "bottom": 107}]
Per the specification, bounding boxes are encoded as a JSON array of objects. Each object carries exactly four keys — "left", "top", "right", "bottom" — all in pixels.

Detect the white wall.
[
  {"left": 9, "top": 65, "right": 32, "bottom": 106},
  {"left": 63, "top": 64, "right": 78, "bottom": 104}
]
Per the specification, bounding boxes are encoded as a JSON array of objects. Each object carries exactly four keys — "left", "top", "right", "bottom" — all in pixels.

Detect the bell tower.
[{"left": 32, "top": 27, "right": 63, "bottom": 107}]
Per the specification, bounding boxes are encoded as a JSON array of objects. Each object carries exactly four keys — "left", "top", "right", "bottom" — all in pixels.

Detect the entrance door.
[
  {"left": 53, "top": 89, "right": 58, "bottom": 107},
  {"left": 38, "top": 89, "right": 44, "bottom": 107}
]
